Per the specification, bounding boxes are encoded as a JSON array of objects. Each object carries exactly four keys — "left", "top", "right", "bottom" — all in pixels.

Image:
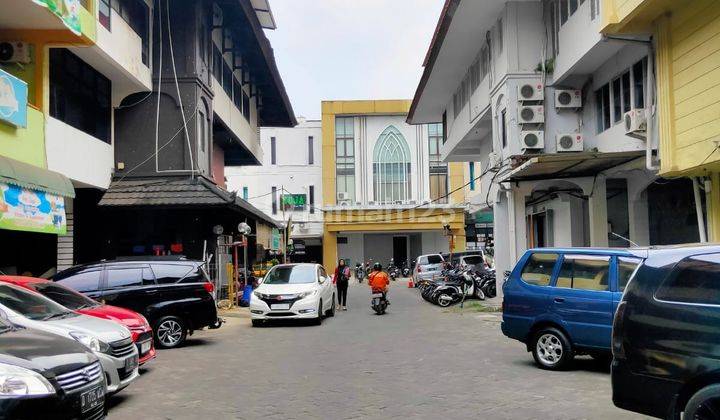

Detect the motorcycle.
[
  {"left": 355, "top": 263, "right": 365, "bottom": 282},
  {"left": 371, "top": 291, "right": 389, "bottom": 315},
  {"left": 402, "top": 260, "right": 412, "bottom": 277},
  {"left": 387, "top": 258, "right": 399, "bottom": 281},
  {"left": 472, "top": 268, "right": 497, "bottom": 300},
  {"left": 430, "top": 268, "right": 475, "bottom": 307}
]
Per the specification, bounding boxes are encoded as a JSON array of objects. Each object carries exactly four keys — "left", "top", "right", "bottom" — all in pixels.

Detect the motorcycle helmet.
[{"left": 373, "top": 262, "right": 382, "bottom": 271}]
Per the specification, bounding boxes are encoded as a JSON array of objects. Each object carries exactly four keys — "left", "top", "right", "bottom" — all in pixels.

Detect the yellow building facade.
[
  {"left": 602, "top": 0, "right": 720, "bottom": 240},
  {"left": 321, "top": 100, "right": 466, "bottom": 271}
]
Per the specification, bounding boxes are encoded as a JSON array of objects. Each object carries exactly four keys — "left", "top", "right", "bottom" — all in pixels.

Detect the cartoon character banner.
[
  {"left": 32, "top": 0, "right": 82, "bottom": 36},
  {"left": 0, "top": 183, "right": 67, "bottom": 234},
  {"left": 0, "top": 68, "right": 28, "bottom": 128}
]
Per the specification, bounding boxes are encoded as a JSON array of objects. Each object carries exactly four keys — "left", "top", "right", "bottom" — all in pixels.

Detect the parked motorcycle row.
[
  {"left": 0, "top": 257, "right": 221, "bottom": 419},
  {"left": 416, "top": 259, "right": 497, "bottom": 307}
]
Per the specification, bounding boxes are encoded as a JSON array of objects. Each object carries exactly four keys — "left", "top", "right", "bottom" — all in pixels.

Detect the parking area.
[{"left": 108, "top": 283, "right": 647, "bottom": 419}]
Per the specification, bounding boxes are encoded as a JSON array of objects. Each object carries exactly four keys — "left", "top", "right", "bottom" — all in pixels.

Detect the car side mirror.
[{"left": 318, "top": 277, "right": 325, "bottom": 284}]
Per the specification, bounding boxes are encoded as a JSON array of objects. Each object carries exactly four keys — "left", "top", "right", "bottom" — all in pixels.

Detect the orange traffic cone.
[{"left": 408, "top": 277, "right": 414, "bottom": 288}]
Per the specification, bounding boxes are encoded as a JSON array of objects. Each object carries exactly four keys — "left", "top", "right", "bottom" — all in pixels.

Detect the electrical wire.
[{"left": 165, "top": 0, "right": 195, "bottom": 177}]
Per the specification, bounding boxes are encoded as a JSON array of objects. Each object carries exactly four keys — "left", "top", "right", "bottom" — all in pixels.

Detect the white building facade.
[
  {"left": 226, "top": 119, "right": 324, "bottom": 261},
  {"left": 408, "top": 0, "right": 703, "bottom": 289}
]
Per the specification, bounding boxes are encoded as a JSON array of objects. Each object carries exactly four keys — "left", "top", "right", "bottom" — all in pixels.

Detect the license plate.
[
  {"left": 270, "top": 303, "right": 290, "bottom": 310},
  {"left": 125, "top": 355, "right": 138, "bottom": 372},
  {"left": 139, "top": 340, "right": 151, "bottom": 354},
  {"left": 80, "top": 385, "right": 104, "bottom": 413}
]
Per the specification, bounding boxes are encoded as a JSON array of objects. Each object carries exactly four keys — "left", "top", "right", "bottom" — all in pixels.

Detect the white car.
[
  {"left": 0, "top": 282, "right": 139, "bottom": 394},
  {"left": 250, "top": 263, "right": 335, "bottom": 326}
]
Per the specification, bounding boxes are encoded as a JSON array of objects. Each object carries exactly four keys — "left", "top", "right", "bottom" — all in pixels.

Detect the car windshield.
[
  {"left": 0, "top": 284, "right": 75, "bottom": 321},
  {"left": 0, "top": 317, "right": 13, "bottom": 334},
  {"left": 426, "top": 255, "right": 443, "bottom": 264},
  {"left": 30, "top": 282, "right": 99, "bottom": 310},
  {"left": 263, "top": 265, "right": 316, "bottom": 284},
  {"left": 462, "top": 256, "right": 484, "bottom": 265}
]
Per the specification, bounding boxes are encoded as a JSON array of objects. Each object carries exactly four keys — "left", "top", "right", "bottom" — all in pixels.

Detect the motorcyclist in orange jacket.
[{"left": 368, "top": 262, "right": 390, "bottom": 294}]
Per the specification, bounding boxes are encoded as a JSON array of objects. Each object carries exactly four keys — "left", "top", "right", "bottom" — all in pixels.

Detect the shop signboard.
[
  {"left": 0, "top": 183, "right": 67, "bottom": 234},
  {"left": 281, "top": 194, "right": 306, "bottom": 210},
  {"left": 0, "top": 68, "right": 28, "bottom": 128},
  {"left": 32, "top": 0, "right": 82, "bottom": 35},
  {"left": 271, "top": 228, "right": 280, "bottom": 250}
]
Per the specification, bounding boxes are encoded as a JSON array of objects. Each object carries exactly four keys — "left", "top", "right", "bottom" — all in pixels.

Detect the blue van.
[{"left": 501, "top": 248, "right": 644, "bottom": 370}]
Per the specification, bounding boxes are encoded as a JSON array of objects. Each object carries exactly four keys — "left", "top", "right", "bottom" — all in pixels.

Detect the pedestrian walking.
[{"left": 333, "top": 259, "right": 350, "bottom": 311}]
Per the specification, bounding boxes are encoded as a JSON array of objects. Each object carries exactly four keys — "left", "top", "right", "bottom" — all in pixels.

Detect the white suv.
[{"left": 0, "top": 282, "right": 139, "bottom": 394}]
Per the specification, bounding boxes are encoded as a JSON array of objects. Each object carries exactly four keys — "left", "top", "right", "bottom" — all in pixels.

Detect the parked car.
[
  {"left": 0, "top": 315, "right": 106, "bottom": 419},
  {"left": 249, "top": 263, "right": 335, "bottom": 326},
  {"left": 612, "top": 244, "right": 720, "bottom": 419},
  {"left": 455, "top": 254, "right": 488, "bottom": 270},
  {"left": 0, "top": 282, "right": 139, "bottom": 394},
  {"left": 53, "top": 258, "right": 221, "bottom": 349},
  {"left": 412, "top": 254, "right": 445, "bottom": 283},
  {"left": 1, "top": 275, "right": 155, "bottom": 365},
  {"left": 501, "top": 248, "right": 643, "bottom": 370}
]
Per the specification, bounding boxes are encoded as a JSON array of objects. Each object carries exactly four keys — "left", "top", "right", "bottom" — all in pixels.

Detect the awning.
[
  {"left": 98, "top": 177, "right": 278, "bottom": 227},
  {"left": 0, "top": 156, "right": 75, "bottom": 198},
  {"left": 502, "top": 151, "right": 644, "bottom": 182}
]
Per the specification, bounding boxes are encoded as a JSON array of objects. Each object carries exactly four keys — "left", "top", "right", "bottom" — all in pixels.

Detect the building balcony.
[
  {"left": 0, "top": 106, "right": 46, "bottom": 169},
  {"left": 69, "top": 3, "right": 152, "bottom": 104},
  {"left": 553, "top": 0, "right": 625, "bottom": 85},
  {"left": 211, "top": 76, "right": 262, "bottom": 164},
  {"left": 441, "top": 76, "right": 492, "bottom": 162},
  {"left": 0, "top": 0, "right": 96, "bottom": 43},
  {"left": 45, "top": 116, "right": 113, "bottom": 189}
]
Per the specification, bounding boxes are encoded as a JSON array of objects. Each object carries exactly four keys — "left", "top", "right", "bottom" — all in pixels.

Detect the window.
[
  {"left": 308, "top": 136, "right": 314, "bottom": 165},
  {"left": 655, "top": 254, "right": 720, "bottom": 305},
  {"left": 560, "top": 0, "right": 568, "bottom": 24},
  {"left": 178, "top": 266, "right": 206, "bottom": 283},
  {"left": 496, "top": 18, "right": 503, "bottom": 54},
  {"left": 242, "top": 90, "right": 250, "bottom": 121},
  {"left": 469, "top": 162, "right": 475, "bottom": 191},
  {"left": 335, "top": 117, "right": 356, "bottom": 202},
  {"left": 212, "top": 45, "right": 223, "bottom": 83},
  {"left": 337, "top": 237, "right": 348, "bottom": 244},
  {"left": 556, "top": 255, "right": 610, "bottom": 291},
  {"left": 0, "top": 285, "right": 72, "bottom": 321},
  {"left": 222, "top": 62, "right": 232, "bottom": 97},
  {"left": 309, "top": 185, "right": 315, "bottom": 214},
  {"left": 270, "top": 137, "right": 277, "bottom": 164},
  {"left": 49, "top": 49, "right": 111, "bottom": 143},
  {"left": 151, "top": 264, "right": 194, "bottom": 284},
  {"left": 31, "top": 283, "right": 97, "bottom": 311},
  {"left": 233, "top": 79, "right": 242, "bottom": 109},
  {"left": 242, "top": 186, "right": 248, "bottom": 200},
  {"left": 106, "top": 268, "right": 148, "bottom": 289},
  {"left": 618, "top": 257, "right": 642, "bottom": 292},
  {"left": 428, "top": 123, "right": 448, "bottom": 204},
  {"left": 109, "top": 0, "right": 150, "bottom": 65},
  {"left": 500, "top": 109, "right": 507, "bottom": 149},
  {"left": 558, "top": 0, "right": 583, "bottom": 26},
  {"left": 271, "top": 186, "right": 277, "bottom": 215},
  {"left": 99, "top": 0, "right": 111, "bottom": 29},
  {"left": 520, "top": 253, "right": 559, "bottom": 286},
  {"left": 373, "top": 126, "right": 411, "bottom": 203},
  {"left": 57, "top": 269, "right": 102, "bottom": 293},
  {"left": 596, "top": 58, "right": 647, "bottom": 133}
]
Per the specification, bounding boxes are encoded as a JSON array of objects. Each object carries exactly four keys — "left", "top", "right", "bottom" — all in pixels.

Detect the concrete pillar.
[
  {"left": 513, "top": 188, "right": 528, "bottom": 258},
  {"left": 493, "top": 194, "right": 510, "bottom": 298},
  {"left": 323, "top": 230, "right": 338, "bottom": 272},
  {"left": 588, "top": 176, "right": 609, "bottom": 247},
  {"left": 629, "top": 190, "right": 650, "bottom": 246},
  {"left": 709, "top": 173, "right": 720, "bottom": 242}
]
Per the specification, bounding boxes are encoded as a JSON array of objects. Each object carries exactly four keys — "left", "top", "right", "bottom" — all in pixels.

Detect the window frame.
[
  {"left": 553, "top": 254, "right": 612, "bottom": 291},
  {"left": 519, "top": 252, "right": 560, "bottom": 287},
  {"left": 595, "top": 58, "right": 647, "bottom": 133}
]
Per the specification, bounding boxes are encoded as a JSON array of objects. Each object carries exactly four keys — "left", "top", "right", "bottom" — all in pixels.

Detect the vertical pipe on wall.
[{"left": 692, "top": 177, "right": 707, "bottom": 242}]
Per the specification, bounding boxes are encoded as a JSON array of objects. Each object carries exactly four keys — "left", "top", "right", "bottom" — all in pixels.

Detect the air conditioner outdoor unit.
[
  {"left": 556, "top": 133, "right": 584, "bottom": 152},
  {"left": 518, "top": 83, "right": 544, "bottom": 101},
  {"left": 624, "top": 108, "right": 647, "bottom": 138},
  {"left": 0, "top": 41, "right": 31, "bottom": 64},
  {"left": 520, "top": 130, "right": 544, "bottom": 150},
  {"left": 337, "top": 192, "right": 349, "bottom": 202},
  {"left": 518, "top": 105, "right": 545, "bottom": 124},
  {"left": 555, "top": 89, "right": 582, "bottom": 108}
]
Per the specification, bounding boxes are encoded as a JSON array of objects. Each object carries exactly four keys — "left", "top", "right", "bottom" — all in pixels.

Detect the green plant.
[{"left": 535, "top": 58, "right": 555, "bottom": 74}]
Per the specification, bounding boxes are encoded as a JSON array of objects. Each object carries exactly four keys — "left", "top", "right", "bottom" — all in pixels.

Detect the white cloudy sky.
[{"left": 265, "top": 0, "right": 444, "bottom": 120}]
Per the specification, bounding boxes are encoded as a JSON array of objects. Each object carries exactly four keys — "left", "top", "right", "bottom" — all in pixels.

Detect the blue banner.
[{"left": 0, "top": 68, "right": 28, "bottom": 128}]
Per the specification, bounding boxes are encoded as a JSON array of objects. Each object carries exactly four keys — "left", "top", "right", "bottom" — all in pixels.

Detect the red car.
[{"left": 0, "top": 276, "right": 156, "bottom": 365}]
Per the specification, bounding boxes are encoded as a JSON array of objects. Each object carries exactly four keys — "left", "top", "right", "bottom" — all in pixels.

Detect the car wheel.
[
  {"left": 684, "top": 384, "right": 720, "bottom": 420},
  {"left": 326, "top": 295, "right": 336, "bottom": 317},
  {"left": 313, "top": 300, "right": 323, "bottom": 325},
  {"left": 531, "top": 327, "right": 573, "bottom": 370},
  {"left": 154, "top": 316, "right": 187, "bottom": 349}
]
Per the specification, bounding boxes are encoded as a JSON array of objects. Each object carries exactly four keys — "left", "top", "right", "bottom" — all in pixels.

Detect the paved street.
[{"left": 109, "top": 283, "right": 646, "bottom": 419}]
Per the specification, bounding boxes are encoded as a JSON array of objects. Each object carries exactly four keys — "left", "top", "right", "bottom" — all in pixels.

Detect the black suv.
[
  {"left": 53, "top": 258, "right": 221, "bottom": 349},
  {"left": 612, "top": 244, "right": 720, "bottom": 419},
  {"left": 0, "top": 317, "right": 106, "bottom": 420}
]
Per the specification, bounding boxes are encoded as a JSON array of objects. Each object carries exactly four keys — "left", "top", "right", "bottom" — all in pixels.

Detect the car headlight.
[
  {"left": 69, "top": 331, "right": 105, "bottom": 353},
  {"left": 297, "top": 290, "right": 318, "bottom": 299},
  {"left": 0, "top": 363, "right": 55, "bottom": 397}
]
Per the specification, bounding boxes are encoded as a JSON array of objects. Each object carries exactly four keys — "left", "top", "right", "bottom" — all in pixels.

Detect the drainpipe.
[
  {"left": 692, "top": 177, "right": 707, "bottom": 242},
  {"left": 645, "top": 44, "right": 660, "bottom": 171}
]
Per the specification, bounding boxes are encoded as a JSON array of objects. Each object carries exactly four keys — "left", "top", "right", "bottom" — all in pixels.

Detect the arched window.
[{"left": 373, "top": 126, "right": 411, "bottom": 203}]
